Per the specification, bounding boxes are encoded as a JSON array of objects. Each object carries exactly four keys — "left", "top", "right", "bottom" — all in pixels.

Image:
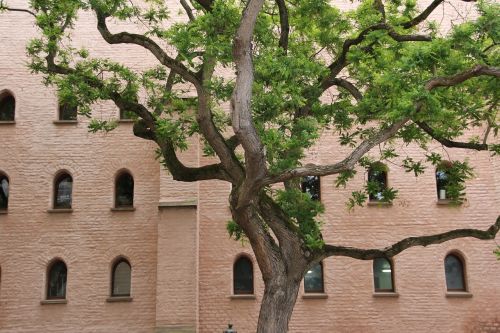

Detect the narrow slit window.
[
  {"left": 436, "top": 164, "right": 451, "bottom": 200},
  {"left": 112, "top": 258, "right": 131, "bottom": 297},
  {"left": 233, "top": 256, "right": 254, "bottom": 294},
  {"left": 301, "top": 176, "right": 321, "bottom": 201},
  {"left": 304, "top": 262, "right": 324, "bottom": 293},
  {"left": 0, "top": 93, "right": 15, "bottom": 121},
  {"left": 373, "top": 258, "right": 394, "bottom": 292},
  {"left": 445, "top": 254, "right": 466, "bottom": 291},
  {"left": 115, "top": 172, "right": 134, "bottom": 207},
  {"left": 0, "top": 174, "right": 9, "bottom": 210},
  {"left": 47, "top": 260, "right": 67, "bottom": 299},
  {"left": 59, "top": 103, "right": 77, "bottom": 121},
  {"left": 367, "top": 164, "right": 388, "bottom": 201},
  {"left": 54, "top": 173, "right": 73, "bottom": 209}
]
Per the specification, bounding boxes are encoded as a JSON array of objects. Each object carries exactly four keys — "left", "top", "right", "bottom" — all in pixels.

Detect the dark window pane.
[
  {"left": 0, "top": 95, "right": 15, "bottom": 121},
  {"left": 47, "top": 261, "right": 67, "bottom": 299},
  {"left": 373, "top": 258, "right": 393, "bottom": 291},
  {"left": 54, "top": 174, "right": 72, "bottom": 209},
  {"left": 59, "top": 103, "right": 77, "bottom": 121},
  {"left": 112, "top": 260, "right": 131, "bottom": 296},
  {"left": 301, "top": 176, "right": 320, "bottom": 201},
  {"left": 234, "top": 257, "right": 253, "bottom": 294},
  {"left": 0, "top": 176, "right": 8, "bottom": 210},
  {"left": 304, "top": 263, "right": 324, "bottom": 293},
  {"left": 115, "top": 173, "right": 134, "bottom": 207},
  {"left": 368, "top": 167, "right": 387, "bottom": 201},
  {"left": 436, "top": 169, "right": 449, "bottom": 199},
  {"left": 445, "top": 254, "right": 465, "bottom": 291}
]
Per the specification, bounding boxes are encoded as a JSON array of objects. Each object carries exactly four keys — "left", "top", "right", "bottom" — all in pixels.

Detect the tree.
[{"left": 1, "top": 0, "right": 499, "bottom": 331}]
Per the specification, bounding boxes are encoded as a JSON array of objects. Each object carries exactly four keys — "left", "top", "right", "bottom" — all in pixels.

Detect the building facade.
[{"left": 0, "top": 1, "right": 499, "bottom": 332}]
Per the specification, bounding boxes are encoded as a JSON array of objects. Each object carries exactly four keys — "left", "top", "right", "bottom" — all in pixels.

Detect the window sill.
[
  {"left": 41, "top": 299, "right": 67, "bottom": 305},
  {"left": 367, "top": 201, "right": 392, "bottom": 207},
  {"left": 0, "top": 120, "right": 15, "bottom": 124},
  {"left": 373, "top": 292, "right": 399, "bottom": 297},
  {"left": 302, "top": 293, "right": 328, "bottom": 299},
  {"left": 229, "top": 294, "right": 256, "bottom": 300},
  {"left": 106, "top": 296, "right": 133, "bottom": 302},
  {"left": 118, "top": 119, "right": 135, "bottom": 123},
  {"left": 53, "top": 120, "right": 77, "bottom": 124},
  {"left": 436, "top": 199, "right": 462, "bottom": 206},
  {"left": 446, "top": 291, "right": 472, "bottom": 298},
  {"left": 0, "top": 209, "right": 7, "bottom": 214},
  {"left": 110, "top": 207, "right": 136, "bottom": 211},
  {"left": 47, "top": 208, "right": 73, "bottom": 213}
]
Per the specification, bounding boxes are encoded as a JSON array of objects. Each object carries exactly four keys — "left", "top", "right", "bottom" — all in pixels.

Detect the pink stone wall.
[{"left": 1, "top": 1, "right": 499, "bottom": 333}]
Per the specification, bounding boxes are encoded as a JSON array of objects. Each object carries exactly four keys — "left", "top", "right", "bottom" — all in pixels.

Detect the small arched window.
[
  {"left": 0, "top": 173, "right": 9, "bottom": 211},
  {"left": 304, "top": 262, "right": 324, "bottom": 293},
  {"left": 111, "top": 258, "right": 131, "bottom": 297},
  {"left": 301, "top": 176, "right": 321, "bottom": 201},
  {"left": 54, "top": 172, "right": 73, "bottom": 209},
  {"left": 233, "top": 256, "right": 254, "bottom": 295},
  {"left": 115, "top": 172, "right": 134, "bottom": 208},
  {"left": 445, "top": 253, "right": 466, "bottom": 291},
  {"left": 367, "top": 163, "right": 388, "bottom": 201},
  {"left": 47, "top": 260, "right": 67, "bottom": 299},
  {"left": 58, "top": 102, "right": 77, "bottom": 121},
  {"left": 0, "top": 92, "right": 15, "bottom": 121},
  {"left": 373, "top": 258, "right": 394, "bottom": 292}
]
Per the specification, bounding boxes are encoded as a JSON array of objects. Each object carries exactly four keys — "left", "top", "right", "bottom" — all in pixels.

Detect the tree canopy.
[{"left": 1, "top": 0, "right": 499, "bottom": 330}]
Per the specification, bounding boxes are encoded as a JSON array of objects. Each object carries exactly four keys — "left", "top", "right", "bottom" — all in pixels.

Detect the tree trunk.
[{"left": 256, "top": 275, "right": 301, "bottom": 333}]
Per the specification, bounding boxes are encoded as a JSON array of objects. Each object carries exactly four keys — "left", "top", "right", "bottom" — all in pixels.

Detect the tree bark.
[{"left": 257, "top": 275, "right": 302, "bottom": 333}]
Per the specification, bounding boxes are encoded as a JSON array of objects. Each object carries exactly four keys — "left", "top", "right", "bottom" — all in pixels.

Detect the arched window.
[
  {"left": 0, "top": 173, "right": 9, "bottom": 211},
  {"left": 115, "top": 172, "right": 134, "bottom": 208},
  {"left": 111, "top": 258, "right": 131, "bottom": 297},
  {"left": 367, "top": 163, "right": 388, "bottom": 201},
  {"left": 58, "top": 102, "right": 77, "bottom": 121},
  {"left": 233, "top": 256, "right": 253, "bottom": 294},
  {"left": 304, "top": 262, "right": 324, "bottom": 293},
  {"left": 445, "top": 253, "right": 466, "bottom": 291},
  {"left": 0, "top": 92, "right": 15, "bottom": 121},
  {"left": 54, "top": 172, "right": 73, "bottom": 209},
  {"left": 301, "top": 176, "right": 321, "bottom": 201},
  {"left": 47, "top": 260, "right": 67, "bottom": 299},
  {"left": 373, "top": 258, "right": 394, "bottom": 292}
]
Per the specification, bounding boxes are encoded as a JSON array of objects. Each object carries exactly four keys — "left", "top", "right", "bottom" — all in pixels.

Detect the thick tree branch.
[
  {"left": 276, "top": 0, "right": 289, "bottom": 53},
  {"left": 323, "top": 216, "right": 500, "bottom": 260},
  {"left": 424, "top": 65, "right": 500, "bottom": 90},
  {"left": 180, "top": 0, "right": 196, "bottom": 21},
  {"left": 416, "top": 121, "right": 489, "bottom": 150},
  {"left": 323, "top": 77, "right": 363, "bottom": 101},
  {"left": 93, "top": 9, "right": 199, "bottom": 85},
  {"left": 231, "top": 0, "right": 268, "bottom": 203}
]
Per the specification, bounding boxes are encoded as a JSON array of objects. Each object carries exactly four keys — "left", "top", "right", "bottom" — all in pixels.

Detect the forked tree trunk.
[{"left": 256, "top": 275, "right": 301, "bottom": 333}]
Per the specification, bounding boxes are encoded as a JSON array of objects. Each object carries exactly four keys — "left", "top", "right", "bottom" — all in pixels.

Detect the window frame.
[
  {"left": 304, "top": 261, "right": 325, "bottom": 294},
  {"left": 53, "top": 171, "right": 73, "bottom": 209},
  {"left": 0, "top": 172, "right": 9, "bottom": 211},
  {"left": 111, "top": 257, "right": 132, "bottom": 297},
  {"left": 367, "top": 163, "right": 389, "bottom": 202},
  {"left": 114, "top": 170, "right": 134, "bottom": 208},
  {"left": 301, "top": 175, "right": 321, "bottom": 201},
  {"left": 444, "top": 252, "right": 467, "bottom": 292},
  {"left": 46, "top": 259, "right": 67, "bottom": 300},
  {"left": 233, "top": 255, "right": 254, "bottom": 295},
  {"left": 58, "top": 102, "right": 78, "bottom": 121},
  {"left": 0, "top": 90, "right": 15, "bottom": 122},
  {"left": 373, "top": 257, "right": 395, "bottom": 293}
]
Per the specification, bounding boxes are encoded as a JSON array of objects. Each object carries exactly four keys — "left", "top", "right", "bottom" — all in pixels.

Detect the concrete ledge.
[
  {"left": 0, "top": 120, "right": 15, "bottom": 124},
  {"left": 53, "top": 120, "right": 77, "bottom": 124},
  {"left": 155, "top": 326, "right": 196, "bottom": 333},
  {"left": 0, "top": 210, "right": 7, "bottom": 214},
  {"left": 367, "top": 201, "right": 392, "bottom": 207},
  {"left": 110, "top": 207, "right": 136, "bottom": 211},
  {"left": 373, "top": 292, "right": 399, "bottom": 297},
  {"left": 158, "top": 200, "right": 197, "bottom": 208},
  {"left": 436, "top": 199, "right": 462, "bottom": 206},
  {"left": 47, "top": 208, "right": 73, "bottom": 213},
  {"left": 229, "top": 294, "right": 256, "bottom": 300},
  {"left": 302, "top": 293, "right": 328, "bottom": 299},
  {"left": 106, "top": 296, "right": 133, "bottom": 302},
  {"left": 446, "top": 291, "right": 472, "bottom": 298},
  {"left": 41, "top": 299, "right": 67, "bottom": 305}
]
